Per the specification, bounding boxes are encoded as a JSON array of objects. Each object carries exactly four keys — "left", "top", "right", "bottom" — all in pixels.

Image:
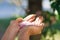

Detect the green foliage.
[
  {"left": 50, "top": 0, "right": 60, "bottom": 15},
  {"left": 41, "top": 20, "right": 60, "bottom": 40}
]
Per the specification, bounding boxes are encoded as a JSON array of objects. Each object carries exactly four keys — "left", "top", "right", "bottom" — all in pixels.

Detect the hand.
[
  {"left": 22, "top": 16, "right": 44, "bottom": 35},
  {"left": 18, "top": 15, "right": 44, "bottom": 40},
  {"left": 1, "top": 14, "right": 36, "bottom": 40}
]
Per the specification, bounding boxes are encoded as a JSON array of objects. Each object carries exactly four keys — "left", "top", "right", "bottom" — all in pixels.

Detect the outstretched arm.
[{"left": 1, "top": 18, "right": 23, "bottom": 40}]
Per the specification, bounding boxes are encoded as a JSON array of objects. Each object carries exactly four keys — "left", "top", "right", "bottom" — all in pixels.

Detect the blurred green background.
[{"left": 0, "top": 0, "right": 60, "bottom": 40}]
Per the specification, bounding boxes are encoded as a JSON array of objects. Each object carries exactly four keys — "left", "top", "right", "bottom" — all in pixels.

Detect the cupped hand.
[
  {"left": 23, "top": 16, "right": 44, "bottom": 35},
  {"left": 18, "top": 14, "right": 44, "bottom": 40},
  {"left": 1, "top": 14, "right": 36, "bottom": 40}
]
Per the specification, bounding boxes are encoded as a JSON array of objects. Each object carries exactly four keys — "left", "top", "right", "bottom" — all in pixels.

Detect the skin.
[
  {"left": 1, "top": 14, "right": 44, "bottom": 40},
  {"left": 1, "top": 14, "right": 36, "bottom": 40},
  {"left": 1, "top": 20, "right": 21, "bottom": 40},
  {"left": 18, "top": 16, "right": 44, "bottom": 40},
  {"left": 18, "top": 25, "right": 44, "bottom": 40}
]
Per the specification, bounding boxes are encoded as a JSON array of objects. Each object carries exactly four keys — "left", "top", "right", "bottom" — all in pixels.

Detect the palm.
[{"left": 20, "top": 14, "right": 44, "bottom": 35}]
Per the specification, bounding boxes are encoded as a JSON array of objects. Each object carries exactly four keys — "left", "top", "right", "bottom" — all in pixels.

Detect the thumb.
[{"left": 16, "top": 18, "right": 23, "bottom": 23}]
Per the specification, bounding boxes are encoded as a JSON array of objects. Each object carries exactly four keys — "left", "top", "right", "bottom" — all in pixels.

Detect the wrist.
[{"left": 18, "top": 29, "right": 30, "bottom": 40}]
